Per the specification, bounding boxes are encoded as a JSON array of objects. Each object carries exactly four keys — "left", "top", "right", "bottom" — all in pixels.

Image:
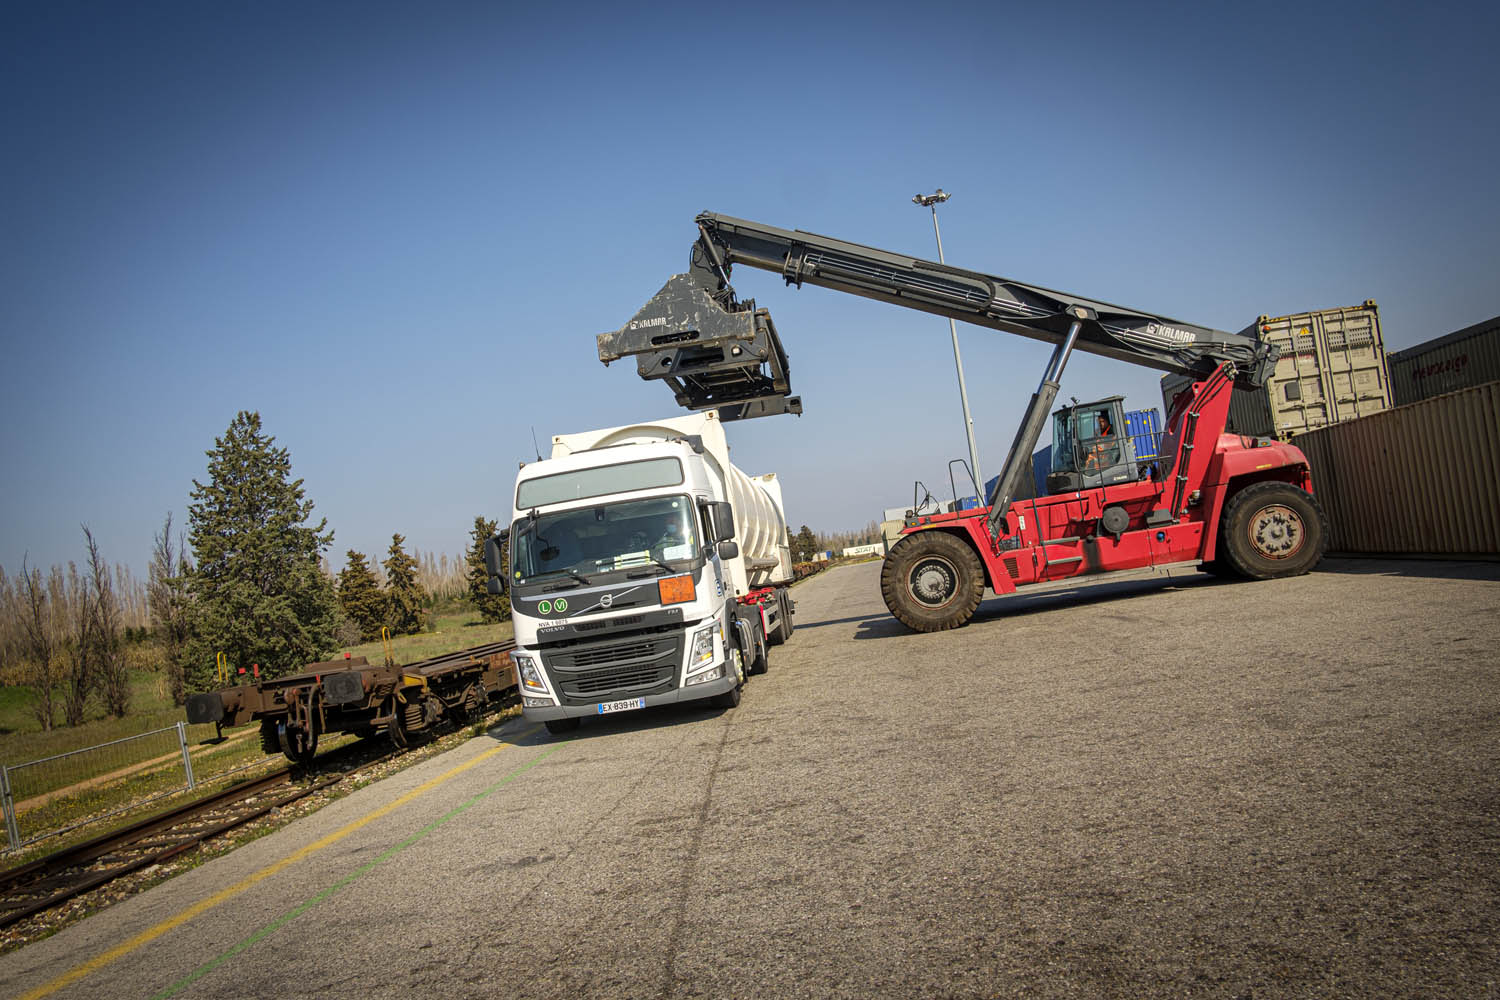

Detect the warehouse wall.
[{"left": 1293, "top": 381, "right": 1500, "bottom": 556}]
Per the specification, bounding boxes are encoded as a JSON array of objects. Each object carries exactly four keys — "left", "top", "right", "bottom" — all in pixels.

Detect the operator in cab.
[{"left": 1083, "top": 411, "right": 1119, "bottom": 470}]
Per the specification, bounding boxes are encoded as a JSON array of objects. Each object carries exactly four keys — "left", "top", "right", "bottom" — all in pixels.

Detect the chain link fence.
[{"left": 1, "top": 722, "right": 276, "bottom": 854}]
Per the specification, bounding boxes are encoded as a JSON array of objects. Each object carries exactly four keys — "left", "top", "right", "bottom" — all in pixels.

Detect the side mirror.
[
  {"left": 717, "top": 540, "right": 739, "bottom": 561},
  {"left": 711, "top": 501, "right": 737, "bottom": 542},
  {"left": 484, "top": 535, "right": 508, "bottom": 595}
]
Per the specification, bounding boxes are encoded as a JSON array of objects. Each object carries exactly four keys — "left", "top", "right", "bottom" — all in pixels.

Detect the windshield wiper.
[
  {"left": 626, "top": 557, "right": 678, "bottom": 578},
  {"left": 534, "top": 567, "right": 591, "bottom": 586}
]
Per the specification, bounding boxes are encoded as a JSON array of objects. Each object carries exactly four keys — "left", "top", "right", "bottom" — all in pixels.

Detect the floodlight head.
[{"left": 913, "top": 189, "right": 951, "bottom": 207}]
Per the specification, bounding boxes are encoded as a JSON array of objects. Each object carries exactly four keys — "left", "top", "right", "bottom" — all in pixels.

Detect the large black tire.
[
  {"left": 766, "top": 589, "right": 794, "bottom": 646},
  {"left": 1198, "top": 559, "right": 1241, "bottom": 579},
  {"left": 880, "top": 531, "right": 985, "bottom": 633},
  {"left": 1219, "top": 481, "right": 1328, "bottom": 580},
  {"left": 544, "top": 717, "right": 581, "bottom": 736},
  {"left": 709, "top": 650, "right": 744, "bottom": 708},
  {"left": 747, "top": 620, "right": 768, "bottom": 676},
  {"left": 777, "top": 589, "right": 795, "bottom": 643}
]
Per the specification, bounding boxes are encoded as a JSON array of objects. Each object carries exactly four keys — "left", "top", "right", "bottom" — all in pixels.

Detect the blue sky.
[{"left": 3, "top": 0, "right": 1496, "bottom": 578}]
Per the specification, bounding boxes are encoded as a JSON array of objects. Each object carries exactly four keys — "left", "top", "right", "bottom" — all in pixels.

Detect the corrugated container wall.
[
  {"left": 1124, "top": 408, "right": 1162, "bottom": 460},
  {"left": 1387, "top": 314, "right": 1500, "bottom": 406},
  {"left": 1292, "top": 382, "right": 1500, "bottom": 556},
  {"left": 1161, "top": 301, "right": 1390, "bottom": 439}
]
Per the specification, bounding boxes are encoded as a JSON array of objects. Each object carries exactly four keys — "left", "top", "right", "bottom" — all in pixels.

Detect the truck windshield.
[{"left": 512, "top": 496, "right": 699, "bottom": 582}]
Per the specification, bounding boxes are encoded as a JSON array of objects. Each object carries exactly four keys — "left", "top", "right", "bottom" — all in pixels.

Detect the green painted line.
[{"left": 151, "top": 744, "right": 557, "bottom": 999}]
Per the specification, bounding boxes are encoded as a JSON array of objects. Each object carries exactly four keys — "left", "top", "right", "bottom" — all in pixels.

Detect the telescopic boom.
[{"left": 598, "top": 212, "right": 1279, "bottom": 540}]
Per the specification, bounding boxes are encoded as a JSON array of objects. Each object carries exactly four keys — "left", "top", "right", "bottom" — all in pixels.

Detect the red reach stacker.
[{"left": 598, "top": 213, "right": 1328, "bottom": 632}]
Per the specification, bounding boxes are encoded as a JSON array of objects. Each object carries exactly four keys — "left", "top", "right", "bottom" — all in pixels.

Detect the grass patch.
[{"left": 337, "top": 611, "right": 512, "bottom": 666}]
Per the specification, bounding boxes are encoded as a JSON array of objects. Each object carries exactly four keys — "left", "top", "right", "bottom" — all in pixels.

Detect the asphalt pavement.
[{"left": 2, "top": 558, "right": 1497, "bottom": 999}]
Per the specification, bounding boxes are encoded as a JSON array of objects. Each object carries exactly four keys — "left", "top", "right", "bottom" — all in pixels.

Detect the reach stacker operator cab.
[{"left": 1046, "top": 395, "right": 1136, "bottom": 494}]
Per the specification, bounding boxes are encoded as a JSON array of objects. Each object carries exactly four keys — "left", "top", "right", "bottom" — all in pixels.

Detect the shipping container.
[
  {"left": 1293, "top": 382, "right": 1500, "bottom": 556},
  {"left": 1387, "top": 314, "right": 1500, "bottom": 406},
  {"left": 1162, "top": 301, "right": 1390, "bottom": 439},
  {"left": 1123, "top": 407, "right": 1162, "bottom": 460}
]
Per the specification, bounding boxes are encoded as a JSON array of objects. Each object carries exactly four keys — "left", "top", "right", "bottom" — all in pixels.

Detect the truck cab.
[{"left": 494, "top": 413, "right": 793, "bottom": 735}]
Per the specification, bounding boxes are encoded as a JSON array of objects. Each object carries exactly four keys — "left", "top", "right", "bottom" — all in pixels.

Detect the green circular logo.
[
  {"left": 554, "top": 598, "right": 568, "bottom": 613},
  {"left": 538, "top": 600, "right": 552, "bottom": 614}
]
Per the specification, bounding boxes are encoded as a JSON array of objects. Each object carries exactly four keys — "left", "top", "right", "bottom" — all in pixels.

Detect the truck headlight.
[
  {"left": 686, "top": 622, "right": 719, "bottom": 674},
  {"left": 514, "top": 655, "right": 546, "bottom": 692}
]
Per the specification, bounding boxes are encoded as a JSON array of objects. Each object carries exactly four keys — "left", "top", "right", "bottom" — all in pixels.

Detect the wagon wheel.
[
  {"left": 462, "top": 683, "right": 487, "bottom": 725},
  {"left": 278, "top": 718, "right": 318, "bottom": 766},
  {"left": 386, "top": 696, "right": 409, "bottom": 749}
]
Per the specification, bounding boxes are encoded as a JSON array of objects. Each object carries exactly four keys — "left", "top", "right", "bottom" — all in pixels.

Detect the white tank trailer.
[{"left": 496, "top": 411, "right": 795, "bottom": 735}]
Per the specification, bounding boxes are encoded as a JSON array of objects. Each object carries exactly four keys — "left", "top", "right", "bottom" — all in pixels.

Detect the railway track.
[
  {"left": 2, "top": 639, "right": 520, "bottom": 934},
  {"left": 0, "top": 742, "right": 384, "bottom": 931}
]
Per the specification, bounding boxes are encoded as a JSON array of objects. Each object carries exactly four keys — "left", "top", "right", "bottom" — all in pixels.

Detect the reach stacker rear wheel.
[{"left": 880, "top": 531, "right": 985, "bottom": 633}]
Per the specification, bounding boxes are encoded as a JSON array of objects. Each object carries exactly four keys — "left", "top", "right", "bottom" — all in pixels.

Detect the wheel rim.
[
  {"left": 1247, "top": 503, "right": 1305, "bottom": 560},
  {"left": 908, "top": 555, "right": 959, "bottom": 607}
]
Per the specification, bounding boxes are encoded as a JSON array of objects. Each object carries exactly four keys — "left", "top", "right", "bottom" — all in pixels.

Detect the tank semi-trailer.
[
  {"left": 185, "top": 643, "right": 517, "bottom": 763},
  {"left": 484, "top": 410, "right": 796, "bottom": 736}
]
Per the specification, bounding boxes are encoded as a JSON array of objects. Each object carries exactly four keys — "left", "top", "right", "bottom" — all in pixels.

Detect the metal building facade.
[
  {"left": 1294, "top": 381, "right": 1500, "bottom": 556},
  {"left": 1387, "top": 315, "right": 1500, "bottom": 406}
]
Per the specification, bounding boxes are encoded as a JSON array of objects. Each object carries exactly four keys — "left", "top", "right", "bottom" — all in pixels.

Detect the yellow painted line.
[{"left": 17, "top": 726, "right": 541, "bottom": 1000}]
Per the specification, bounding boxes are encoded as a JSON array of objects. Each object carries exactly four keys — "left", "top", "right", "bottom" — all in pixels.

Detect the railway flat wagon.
[{"left": 185, "top": 642, "right": 517, "bottom": 763}]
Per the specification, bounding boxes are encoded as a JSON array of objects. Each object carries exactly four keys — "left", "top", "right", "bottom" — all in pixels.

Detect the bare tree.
[
  {"left": 85, "top": 526, "right": 130, "bottom": 718},
  {"left": 149, "top": 512, "right": 194, "bottom": 705},
  {"left": 17, "top": 558, "right": 59, "bottom": 731},
  {"left": 0, "top": 567, "right": 21, "bottom": 683},
  {"left": 56, "top": 563, "right": 95, "bottom": 727}
]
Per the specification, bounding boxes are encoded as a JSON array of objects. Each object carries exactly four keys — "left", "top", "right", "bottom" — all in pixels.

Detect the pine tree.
[
  {"left": 795, "top": 525, "right": 818, "bottom": 562},
  {"left": 465, "top": 516, "right": 509, "bottom": 623},
  {"left": 383, "top": 534, "right": 428, "bottom": 636},
  {"left": 183, "top": 411, "right": 339, "bottom": 688},
  {"left": 337, "top": 550, "right": 386, "bottom": 640}
]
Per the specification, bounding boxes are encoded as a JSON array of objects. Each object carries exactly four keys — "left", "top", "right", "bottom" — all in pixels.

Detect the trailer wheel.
[
  {"left": 766, "top": 596, "right": 786, "bottom": 647},
  {"left": 1220, "top": 481, "right": 1328, "bottom": 580},
  {"left": 747, "top": 621, "right": 769, "bottom": 675},
  {"left": 767, "top": 589, "right": 794, "bottom": 645},
  {"left": 880, "top": 532, "right": 984, "bottom": 632}
]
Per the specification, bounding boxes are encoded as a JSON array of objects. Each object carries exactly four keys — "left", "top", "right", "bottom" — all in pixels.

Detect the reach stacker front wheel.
[
  {"left": 880, "top": 531, "right": 985, "bottom": 633},
  {"left": 1219, "top": 481, "right": 1328, "bottom": 580}
]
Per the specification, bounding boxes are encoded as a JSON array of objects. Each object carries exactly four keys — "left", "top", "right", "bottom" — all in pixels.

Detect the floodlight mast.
[{"left": 913, "top": 188, "right": 984, "bottom": 500}]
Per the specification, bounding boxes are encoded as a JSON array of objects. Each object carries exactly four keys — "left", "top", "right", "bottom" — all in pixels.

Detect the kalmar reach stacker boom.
[{"left": 598, "top": 213, "right": 1327, "bottom": 632}]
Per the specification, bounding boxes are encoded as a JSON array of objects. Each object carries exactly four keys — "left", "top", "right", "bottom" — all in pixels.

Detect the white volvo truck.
[{"left": 486, "top": 411, "right": 795, "bottom": 735}]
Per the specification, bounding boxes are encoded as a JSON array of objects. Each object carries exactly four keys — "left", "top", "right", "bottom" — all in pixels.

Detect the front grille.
[
  {"left": 543, "top": 629, "right": 683, "bottom": 706},
  {"left": 573, "top": 665, "right": 661, "bottom": 694},
  {"left": 573, "top": 641, "right": 657, "bottom": 668}
]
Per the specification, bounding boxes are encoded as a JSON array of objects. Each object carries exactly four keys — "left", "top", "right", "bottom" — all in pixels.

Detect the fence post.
[
  {"left": 1, "top": 764, "right": 20, "bottom": 852},
  {"left": 177, "top": 721, "right": 196, "bottom": 792}
]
